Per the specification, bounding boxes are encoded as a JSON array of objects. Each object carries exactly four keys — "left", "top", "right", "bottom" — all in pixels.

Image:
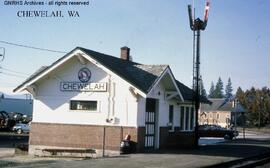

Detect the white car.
[{"left": 12, "top": 123, "right": 30, "bottom": 134}]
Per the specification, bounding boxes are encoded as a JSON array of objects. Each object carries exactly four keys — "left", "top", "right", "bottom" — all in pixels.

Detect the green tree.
[
  {"left": 225, "top": 78, "right": 233, "bottom": 99},
  {"left": 236, "top": 86, "right": 270, "bottom": 127},
  {"left": 235, "top": 87, "right": 244, "bottom": 102},
  {"left": 200, "top": 79, "right": 207, "bottom": 98},
  {"left": 214, "top": 77, "right": 224, "bottom": 98},
  {"left": 208, "top": 82, "right": 215, "bottom": 98}
]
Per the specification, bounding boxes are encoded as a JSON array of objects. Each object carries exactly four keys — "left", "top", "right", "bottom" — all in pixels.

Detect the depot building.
[{"left": 14, "top": 47, "right": 207, "bottom": 156}]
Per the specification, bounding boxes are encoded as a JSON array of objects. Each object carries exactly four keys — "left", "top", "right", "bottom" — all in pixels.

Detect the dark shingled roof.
[
  {"left": 176, "top": 80, "right": 193, "bottom": 101},
  {"left": 13, "top": 66, "right": 49, "bottom": 92},
  {"left": 14, "top": 47, "right": 208, "bottom": 103},
  {"left": 176, "top": 80, "right": 211, "bottom": 103},
  {"left": 201, "top": 98, "right": 232, "bottom": 112},
  {"left": 79, "top": 47, "right": 168, "bottom": 93},
  {"left": 26, "top": 66, "right": 48, "bottom": 81}
]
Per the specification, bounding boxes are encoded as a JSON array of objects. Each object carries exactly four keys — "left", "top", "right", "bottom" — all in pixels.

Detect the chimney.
[{"left": 120, "top": 46, "right": 130, "bottom": 61}]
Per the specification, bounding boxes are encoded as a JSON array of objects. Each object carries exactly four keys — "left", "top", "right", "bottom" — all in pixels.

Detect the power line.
[
  {"left": 0, "top": 81, "right": 18, "bottom": 86},
  {"left": 0, "top": 67, "right": 30, "bottom": 76},
  {"left": 0, "top": 40, "right": 67, "bottom": 54},
  {"left": 0, "top": 71, "right": 28, "bottom": 78}
]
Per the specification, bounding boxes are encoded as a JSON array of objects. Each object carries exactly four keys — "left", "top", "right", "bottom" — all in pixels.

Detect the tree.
[
  {"left": 214, "top": 77, "right": 224, "bottom": 98},
  {"left": 235, "top": 86, "right": 270, "bottom": 127},
  {"left": 225, "top": 78, "right": 233, "bottom": 99},
  {"left": 200, "top": 78, "right": 207, "bottom": 98},
  {"left": 208, "top": 82, "right": 215, "bottom": 98},
  {"left": 235, "top": 87, "right": 244, "bottom": 101}
]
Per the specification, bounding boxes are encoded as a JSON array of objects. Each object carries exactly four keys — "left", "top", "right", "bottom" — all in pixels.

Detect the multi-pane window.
[
  {"left": 190, "top": 107, "right": 194, "bottom": 130},
  {"left": 185, "top": 106, "right": 190, "bottom": 130},
  {"left": 180, "top": 105, "right": 195, "bottom": 131},
  {"left": 169, "top": 105, "right": 174, "bottom": 131},
  {"left": 180, "top": 106, "right": 185, "bottom": 130},
  {"left": 70, "top": 100, "right": 97, "bottom": 111}
]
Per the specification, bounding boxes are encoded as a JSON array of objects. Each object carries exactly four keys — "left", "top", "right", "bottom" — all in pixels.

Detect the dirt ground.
[{"left": 0, "top": 131, "right": 270, "bottom": 168}]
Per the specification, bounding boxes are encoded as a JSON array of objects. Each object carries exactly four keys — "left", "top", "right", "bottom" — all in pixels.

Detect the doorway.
[{"left": 145, "top": 98, "right": 158, "bottom": 149}]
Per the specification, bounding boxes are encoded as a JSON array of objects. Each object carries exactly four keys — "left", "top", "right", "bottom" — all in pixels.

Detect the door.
[{"left": 145, "top": 98, "right": 157, "bottom": 149}]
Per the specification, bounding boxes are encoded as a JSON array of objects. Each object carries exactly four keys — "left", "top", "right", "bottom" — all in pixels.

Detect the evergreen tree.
[
  {"left": 208, "top": 82, "right": 215, "bottom": 98},
  {"left": 214, "top": 77, "right": 224, "bottom": 98},
  {"left": 200, "top": 79, "right": 207, "bottom": 98},
  {"left": 235, "top": 86, "right": 270, "bottom": 127},
  {"left": 225, "top": 78, "right": 233, "bottom": 99},
  {"left": 235, "top": 87, "right": 244, "bottom": 101}
]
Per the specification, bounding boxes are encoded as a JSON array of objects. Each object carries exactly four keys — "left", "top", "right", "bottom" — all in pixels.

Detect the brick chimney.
[{"left": 120, "top": 46, "right": 130, "bottom": 61}]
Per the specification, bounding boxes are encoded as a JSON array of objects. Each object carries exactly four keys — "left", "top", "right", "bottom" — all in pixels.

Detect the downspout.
[
  {"left": 107, "top": 75, "right": 116, "bottom": 122},
  {"left": 125, "top": 98, "right": 128, "bottom": 125},
  {"left": 107, "top": 75, "right": 111, "bottom": 121},
  {"left": 111, "top": 82, "right": 116, "bottom": 118},
  {"left": 102, "top": 126, "right": 106, "bottom": 157}
]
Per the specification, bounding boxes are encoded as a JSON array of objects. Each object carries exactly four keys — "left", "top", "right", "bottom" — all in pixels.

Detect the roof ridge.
[
  {"left": 78, "top": 47, "right": 142, "bottom": 65},
  {"left": 138, "top": 64, "right": 169, "bottom": 66},
  {"left": 14, "top": 46, "right": 200, "bottom": 100},
  {"left": 208, "top": 98, "right": 226, "bottom": 100}
]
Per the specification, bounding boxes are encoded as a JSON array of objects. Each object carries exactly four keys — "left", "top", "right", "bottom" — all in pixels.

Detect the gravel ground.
[{"left": 0, "top": 132, "right": 270, "bottom": 168}]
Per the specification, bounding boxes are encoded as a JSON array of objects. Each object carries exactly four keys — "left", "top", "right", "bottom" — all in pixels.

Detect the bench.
[{"left": 41, "top": 148, "right": 96, "bottom": 158}]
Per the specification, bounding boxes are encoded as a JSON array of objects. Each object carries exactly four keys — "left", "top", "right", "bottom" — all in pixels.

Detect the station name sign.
[{"left": 60, "top": 82, "right": 107, "bottom": 92}]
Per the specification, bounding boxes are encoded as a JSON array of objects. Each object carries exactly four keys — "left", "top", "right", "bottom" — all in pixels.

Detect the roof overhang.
[
  {"left": 147, "top": 66, "right": 184, "bottom": 101},
  {"left": 13, "top": 47, "right": 147, "bottom": 97}
]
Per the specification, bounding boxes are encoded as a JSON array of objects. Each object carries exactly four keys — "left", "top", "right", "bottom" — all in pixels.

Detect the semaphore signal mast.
[{"left": 188, "top": 0, "right": 210, "bottom": 149}]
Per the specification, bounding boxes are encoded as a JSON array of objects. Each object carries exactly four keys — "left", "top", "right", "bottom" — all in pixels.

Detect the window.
[
  {"left": 190, "top": 107, "right": 194, "bottom": 130},
  {"left": 213, "top": 113, "right": 217, "bottom": 119},
  {"left": 180, "top": 105, "right": 195, "bottom": 131},
  {"left": 168, "top": 105, "right": 174, "bottom": 131},
  {"left": 185, "top": 106, "right": 190, "bottom": 130},
  {"left": 180, "top": 106, "right": 185, "bottom": 130},
  {"left": 70, "top": 100, "right": 97, "bottom": 111}
]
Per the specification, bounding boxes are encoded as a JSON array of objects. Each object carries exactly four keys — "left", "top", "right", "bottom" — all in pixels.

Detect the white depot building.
[{"left": 14, "top": 47, "right": 207, "bottom": 156}]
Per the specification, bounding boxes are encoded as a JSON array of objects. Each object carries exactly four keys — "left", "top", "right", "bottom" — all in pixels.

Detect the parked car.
[
  {"left": 198, "top": 124, "right": 238, "bottom": 140},
  {"left": 12, "top": 123, "right": 30, "bottom": 134},
  {"left": 9, "top": 112, "right": 32, "bottom": 124},
  {"left": 0, "top": 111, "right": 16, "bottom": 130}
]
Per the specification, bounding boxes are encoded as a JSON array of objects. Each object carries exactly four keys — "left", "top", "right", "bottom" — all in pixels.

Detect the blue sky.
[{"left": 0, "top": 0, "right": 270, "bottom": 96}]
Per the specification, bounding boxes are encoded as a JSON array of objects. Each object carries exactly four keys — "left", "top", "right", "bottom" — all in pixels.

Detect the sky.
[{"left": 0, "top": 0, "right": 270, "bottom": 97}]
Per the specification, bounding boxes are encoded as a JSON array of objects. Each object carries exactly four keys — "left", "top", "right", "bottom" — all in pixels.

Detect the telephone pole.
[{"left": 188, "top": 0, "right": 210, "bottom": 149}]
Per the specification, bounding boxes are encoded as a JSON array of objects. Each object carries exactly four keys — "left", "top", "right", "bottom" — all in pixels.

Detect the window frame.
[
  {"left": 69, "top": 100, "right": 99, "bottom": 112},
  {"left": 179, "top": 105, "right": 195, "bottom": 132},
  {"left": 168, "top": 105, "right": 174, "bottom": 132}
]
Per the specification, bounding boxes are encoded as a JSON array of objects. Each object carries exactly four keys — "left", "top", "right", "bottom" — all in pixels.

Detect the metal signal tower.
[{"left": 188, "top": 1, "right": 210, "bottom": 148}]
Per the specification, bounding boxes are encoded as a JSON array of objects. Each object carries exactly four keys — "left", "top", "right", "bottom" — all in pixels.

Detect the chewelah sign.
[
  {"left": 60, "top": 82, "right": 107, "bottom": 92},
  {"left": 60, "top": 67, "right": 107, "bottom": 92}
]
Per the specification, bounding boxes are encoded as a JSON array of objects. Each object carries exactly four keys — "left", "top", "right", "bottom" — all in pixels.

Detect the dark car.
[
  {"left": 9, "top": 112, "right": 32, "bottom": 124},
  {"left": 0, "top": 111, "right": 16, "bottom": 130},
  {"left": 198, "top": 125, "right": 238, "bottom": 140}
]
